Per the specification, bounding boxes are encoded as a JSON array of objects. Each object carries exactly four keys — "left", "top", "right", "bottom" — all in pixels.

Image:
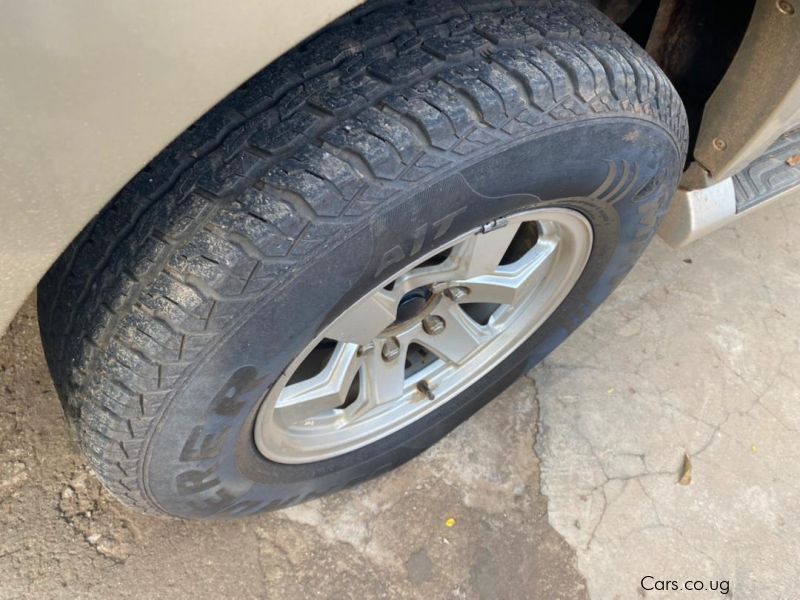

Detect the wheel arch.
[{"left": 0, "top": 0, "right": 361, "bottom": 334}]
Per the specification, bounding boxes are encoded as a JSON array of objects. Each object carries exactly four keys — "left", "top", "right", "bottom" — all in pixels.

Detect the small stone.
[{"left": 677, "top": 454, "right": 693, "bottom": 486}]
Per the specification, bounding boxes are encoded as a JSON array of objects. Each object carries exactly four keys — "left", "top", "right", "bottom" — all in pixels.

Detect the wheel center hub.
[{"left": 394, "top": 286, "right": 432, "bottom": 325}]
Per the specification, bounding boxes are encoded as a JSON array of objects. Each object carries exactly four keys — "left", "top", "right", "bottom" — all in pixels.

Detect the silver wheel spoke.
[
  {"left": 360, "top": 341, "right": 408, "bottom": 406},
  {"left": 393, "top": 263, "right": 455, "bottom": 297},
  {"left": 325, "top": 289, "right": 398, "bottom": 345},
  {"left": 449, "top": 223, "right": 521, "bottom": 279},
  {"left": 417, "top": 299, "right": 489, "bottom": 365},
  {"left": 392, "top": 222, "right": 521, "bottom": 295},
  {"left": 456, "top": 237, "right": 558, "bottom": 305},
  {"left": 274, "top": 342, "right": 362, "bottom": 425},
  {"left": 255, "top": 209, "right": 593, "bottom": 464}
]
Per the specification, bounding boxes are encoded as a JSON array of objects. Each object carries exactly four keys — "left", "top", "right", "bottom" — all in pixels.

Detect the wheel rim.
[{"left": 254, "top": 207, "right": 593, "bottom": 464}]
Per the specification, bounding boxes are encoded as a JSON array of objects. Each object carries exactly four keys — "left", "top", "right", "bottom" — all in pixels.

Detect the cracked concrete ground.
[
  {"left": 534, "top": 198, "right": 800, "bottom": 598},
  {"left": 0, "top": 199, "right": 797, "bottom": 598},
  {"left": 0, "top": 304, "right": 585, "bottom": 598}
]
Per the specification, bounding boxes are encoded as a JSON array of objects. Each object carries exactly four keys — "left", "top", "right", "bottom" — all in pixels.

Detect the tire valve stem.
[{"left": 416, "top": 380, "right": 435, "bottom": 401}]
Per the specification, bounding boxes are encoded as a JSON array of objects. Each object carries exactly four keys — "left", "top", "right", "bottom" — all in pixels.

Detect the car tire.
[{"left": 38, "top": 0, "right": 687, "bottom": 518}]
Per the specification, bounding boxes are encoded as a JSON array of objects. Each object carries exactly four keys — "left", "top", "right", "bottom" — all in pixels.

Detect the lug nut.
[
  {"left": 422, "top": 315, "right": 446, "bottom": 335},
  {"left": 445, "top": 286, "right": 470, "bottom": 301},
  {"left": 381, "top": 338, "right": 401, "bottom": 362}
]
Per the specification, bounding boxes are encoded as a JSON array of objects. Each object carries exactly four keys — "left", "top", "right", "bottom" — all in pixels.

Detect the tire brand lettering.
[
  {"left": 211, "top": 366, "right": 267, "bottom": 416},
  {"left": 375, "top": 206, "right": 467, "bottom": 277},
  {"left": 179, "top": 425, "right": 230, "bottom": 462},
  {"left": 176, "top": 465, "right": 220, "bottom": 496}
]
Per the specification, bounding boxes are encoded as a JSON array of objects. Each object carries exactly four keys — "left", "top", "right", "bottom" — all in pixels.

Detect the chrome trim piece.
[
  {"left": 659, "top": 176, "right": 800, "bottom": 248},
  {"left": 658, "top": 179, "right": 738, "bottom": 248}
]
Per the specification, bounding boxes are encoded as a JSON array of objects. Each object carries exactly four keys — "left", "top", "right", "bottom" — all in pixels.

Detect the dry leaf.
[
  {"left": 786, "top": 154, "right": 800, "bottom": 167},
  {"left": 678, "top": 453, "right": 692, "bottom": 486}
]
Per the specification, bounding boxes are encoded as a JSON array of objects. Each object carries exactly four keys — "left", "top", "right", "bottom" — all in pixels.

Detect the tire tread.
[{"left": 38, "top": 0, "right": 687, "bottom": 515}]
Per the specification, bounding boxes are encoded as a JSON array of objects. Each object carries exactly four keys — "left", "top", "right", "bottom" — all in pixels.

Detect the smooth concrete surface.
[{"left": 0, "top": 198, "right": 797, "bottom": 598}]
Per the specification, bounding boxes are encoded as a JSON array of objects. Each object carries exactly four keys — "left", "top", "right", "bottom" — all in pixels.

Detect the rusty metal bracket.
[{"left": 691, "top": 0, "right": 800, "bottom": 186}]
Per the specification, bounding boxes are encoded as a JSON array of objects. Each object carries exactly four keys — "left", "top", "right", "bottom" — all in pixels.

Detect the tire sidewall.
[{"left": 146, "top": 117, "right": 681, "bottom": 518}]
